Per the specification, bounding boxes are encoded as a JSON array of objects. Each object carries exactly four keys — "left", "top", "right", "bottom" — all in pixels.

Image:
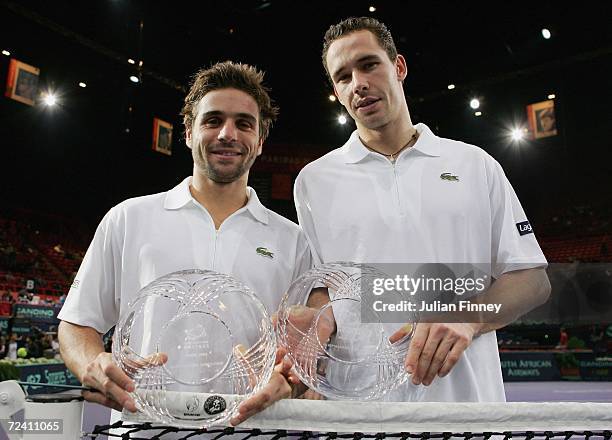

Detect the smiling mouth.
[{"left": 210, "top": 151, "right": 242, "bottom": 157}]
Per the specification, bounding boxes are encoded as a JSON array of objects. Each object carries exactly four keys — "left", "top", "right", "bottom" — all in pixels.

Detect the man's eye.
[
  {"left": 337, "top": 74, "right": 350, "bottom": 83},
  {"left": 364, "top": 62, "right": 378, "bottom": 70},
  {"left": 204, "top": 118, "right": 220, "bottom": 126}
]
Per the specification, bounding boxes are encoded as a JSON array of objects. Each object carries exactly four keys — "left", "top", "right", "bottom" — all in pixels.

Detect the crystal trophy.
[
  {"left": 112, "top": 269, "right": 276, "bottom": 427},
  {"left": 276, "top": 262, "right": 420, "bottom": 400}
]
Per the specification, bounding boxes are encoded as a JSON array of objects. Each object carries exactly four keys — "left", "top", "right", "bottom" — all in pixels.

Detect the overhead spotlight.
[
  {"left": 328, "top": 94, "right": 337, "bottom": 102},
  {"left": 510, "top": 128, "right": 526, "bottom": 142},
  {"left": 447, "top": 84, "right": 455, "bottom": 90},
  {"left": 541, "top": 28, "right": 551, "bottom": 39},
  {"left": 138, "top": 60, "right": 143, "bottom": 67},
  {"left": 369, "top": 6, "right": 376, "bottom": 12},
  {"left": 42, "top": 92, "right": 57, "bottom": 106},
  {"left": 2, "top": 50, "right": 10, "bottom": 56},
  {"left": 469, "top": 98, "right": 480, "bottom": 109},
  {"left": 338, "top": 114, "right": 348, "bottom": 125},
  {"left": 255, "top": 1, "right": 272, "bottom": 10},
  {"left": 128, "top": 58, "right": 136, "bottom": 64},
  {"left": 548, "top": 93, "right": 556, "bottom": 99},
  {"left": 78, "top": 82, "right": 87, "bottom": 88},
  {"left": 129, "top": 75, "right": 139, "bottom": 83},
  {"left": 474, "top": 111, "right": 482, "bottom": 117}
]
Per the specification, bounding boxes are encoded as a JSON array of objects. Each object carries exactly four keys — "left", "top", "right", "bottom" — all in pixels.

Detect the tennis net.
[{"left": 91, "top": 399, "right": 612, "bottom": 439}]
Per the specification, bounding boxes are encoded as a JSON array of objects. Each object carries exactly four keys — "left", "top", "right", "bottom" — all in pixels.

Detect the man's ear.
[
  {"left": 256, "top": 137, "right": 263, "bottom": 156},
  {"left": 185, "top": 128, "right": 192, "bottom": 149},
  {"left": 396, "top": 54, "right": 408, "bottom": 82}
]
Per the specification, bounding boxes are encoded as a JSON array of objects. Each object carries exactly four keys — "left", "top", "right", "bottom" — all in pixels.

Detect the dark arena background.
[{"left": 0, "top": 1, "right": 611, "bottom": 438}]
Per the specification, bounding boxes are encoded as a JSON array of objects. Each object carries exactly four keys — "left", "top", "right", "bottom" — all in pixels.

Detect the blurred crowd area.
[{"left": 0, "top": 204, "right": 610, "bottom": 359}]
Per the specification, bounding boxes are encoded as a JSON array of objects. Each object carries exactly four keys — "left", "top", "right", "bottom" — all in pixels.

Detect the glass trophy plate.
[
  {"left": 276, "top": 262, "right": 420, "bottom": 400},
  {"left": 112, "top": 269, "right": 276, "bottom": 427}
]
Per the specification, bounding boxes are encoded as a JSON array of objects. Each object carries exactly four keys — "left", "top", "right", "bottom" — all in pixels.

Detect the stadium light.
[
  {"left": 338, "top": 114, "right": 348, "bottom": 125},
  {"left": 447, "top": 84, "right": 455, "bottom": 90},
  {"left": 474, "top": 111, "right": 482, "bottom": 117},
  {"left": 541, "top": 28, "right": 551, "bottom": 40},
  {"left": 470, "top": 98, "right": 480, "bottom": 109},
  {"left": 129, "top": 75, "right": 139, "bottom": 83},
  {"left": 2, "top": 50, "right": 10, "bottom": 56},
  {"left": 329, "top": 94, "right": 337, "bottom": 102},
  {"left": 510, "top": 127, "right": 527, "bottom": 143},
  {"left": 369, "top": 6, "right": 376, "bottom": 12},
  {"left": 42, "top": 92, "right": 58, "bottom": 107},
  {"left": 128, "top": 58, "right": 136, "bottom": 64},
  {"left": 78, "top": 82, "right": 87, "bottom": 88},
  {"left": 548, "top": 93, "right": 556, "bottom": 99}
]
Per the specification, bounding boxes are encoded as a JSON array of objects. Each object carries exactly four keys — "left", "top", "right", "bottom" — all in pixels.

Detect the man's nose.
[
  {"left": 218, "top": 121, "right": 238, "bottom": 143},
  {"left": 352, "top": 71, "right": 369, "bottom": 95}
]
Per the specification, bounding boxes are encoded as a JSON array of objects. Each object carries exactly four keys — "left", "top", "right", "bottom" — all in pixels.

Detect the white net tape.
[{"left": 121, "top": 398, "right": 612, "bottom": 433}]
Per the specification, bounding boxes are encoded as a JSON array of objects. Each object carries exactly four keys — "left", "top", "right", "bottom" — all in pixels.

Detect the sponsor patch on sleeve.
[{"left": 516, "top": 221, "right": 533, "bottom": 236}]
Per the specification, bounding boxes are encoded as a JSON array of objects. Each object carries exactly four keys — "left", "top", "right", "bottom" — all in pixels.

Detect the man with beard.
[{"left": 58, "top": 61, "right": 311, "bottom": 421}]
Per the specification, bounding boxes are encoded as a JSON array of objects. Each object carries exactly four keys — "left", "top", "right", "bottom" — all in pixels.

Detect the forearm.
[
  {"left": 58, "top": 320, "right": 105, "bottom": 382},
  {"left": 471, "top": 268, "right": 551, "bottom": 335}
]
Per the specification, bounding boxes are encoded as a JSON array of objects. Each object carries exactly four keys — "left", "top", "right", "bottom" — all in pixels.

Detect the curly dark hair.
[{"left": 181, "top": 61, "right": 279, "bottom": 141}]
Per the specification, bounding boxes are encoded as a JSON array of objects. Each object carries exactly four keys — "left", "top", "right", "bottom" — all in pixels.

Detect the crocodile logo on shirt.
[
  {"left": 440, "top": 172, "right": 459, "bottom": 181},
  {"left": 256, "top": 247, "right": 274, "bottom": 258}
]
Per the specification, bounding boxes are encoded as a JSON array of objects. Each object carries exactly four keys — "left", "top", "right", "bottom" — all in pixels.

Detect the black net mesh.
[{"left": 89, "top": 423, "right": 612, "bottom": 440}]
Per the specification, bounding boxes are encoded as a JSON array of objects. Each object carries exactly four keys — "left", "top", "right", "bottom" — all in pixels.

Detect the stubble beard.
[{"left": 193, "top": 147, "right": 256, "bottom": 184}]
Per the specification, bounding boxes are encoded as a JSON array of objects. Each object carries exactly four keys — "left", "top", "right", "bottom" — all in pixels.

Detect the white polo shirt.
[
  {"left": 294, "top": 123, "right": 547, "bottom": 402},
  {"left": 58, "top": 177, "right": 312, "bottom": 334}
]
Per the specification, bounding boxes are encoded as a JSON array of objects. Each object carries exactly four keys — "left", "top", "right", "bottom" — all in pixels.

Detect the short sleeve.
[
  {"left": 57, "top": 208, "right": 122, "bottom": 334},
  {"left": 487, "top": 156, "right": 547, "bottom": 278}
]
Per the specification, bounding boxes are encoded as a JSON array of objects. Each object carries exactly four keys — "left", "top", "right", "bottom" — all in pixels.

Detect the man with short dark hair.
[{"left": 293, "top": 17, "right": 551, "bottom": 402}]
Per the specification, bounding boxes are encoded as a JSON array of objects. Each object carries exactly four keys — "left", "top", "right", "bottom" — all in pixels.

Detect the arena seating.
[{"left": 0, "top": 204, "right": 611, "bottom": 308}]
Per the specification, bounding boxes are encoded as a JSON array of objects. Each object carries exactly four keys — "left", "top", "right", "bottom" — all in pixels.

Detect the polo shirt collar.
[
  {"left": 411, "top": 123, "right": 441, "bottom": 157},
  {"left": 341, "top": 131, "right": 370, "bottom": 164},
  {"left": 163, "top": 176, "right": 269, "bottom": 225},
  {"left": 164, "top": 177, "right": 192, "bottom": 209},
  {"left": 243, "top": 187, "right": 269, "bottom": 225},
  {"left": 342, "top": 122, "right": 441, "bottom": 164}
]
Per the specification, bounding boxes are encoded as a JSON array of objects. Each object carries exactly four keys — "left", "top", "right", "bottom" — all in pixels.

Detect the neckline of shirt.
[
  {"left": 163, "top": 177, "right": 269, "bottom": 225},
  {"left": 342, "top": 123, "right": 441, "bottom": 164}
]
